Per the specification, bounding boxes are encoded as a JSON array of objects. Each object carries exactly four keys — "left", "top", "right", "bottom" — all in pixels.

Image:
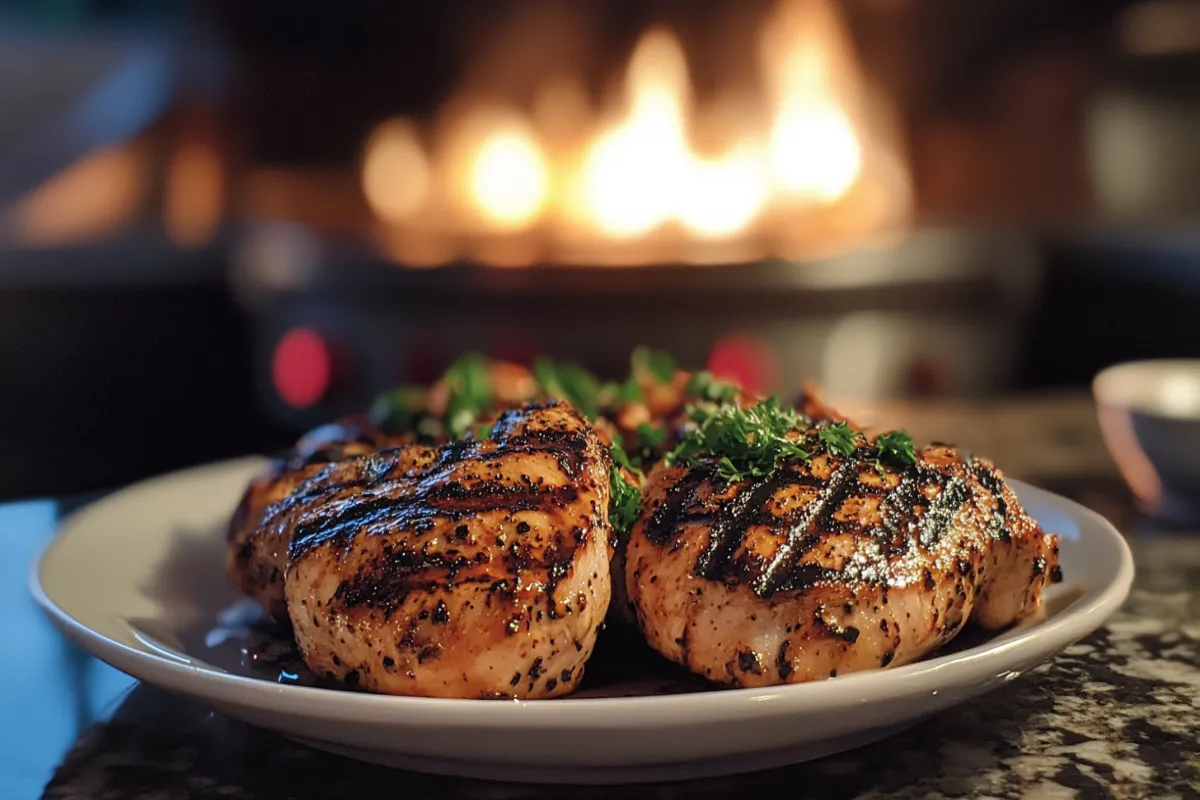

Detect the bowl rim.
[{"left": 1093, "top": 359, "right": 1200, "bottom": 416}]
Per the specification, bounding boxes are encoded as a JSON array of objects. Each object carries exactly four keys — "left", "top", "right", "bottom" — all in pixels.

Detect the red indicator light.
[
  {"left": 272, "top": 327, "right": 333, "bottom": 408},
  {"left": 707, "top": 334, "right": 781, "bottom": 395}
]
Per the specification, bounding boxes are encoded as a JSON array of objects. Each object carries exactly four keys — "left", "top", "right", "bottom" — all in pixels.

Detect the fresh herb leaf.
[
  {"left": 637, "top": 422, "right": 666, "bottom": 449},
  {"left": 534, "top": 358, "right": 602, "bottom": 421},
  {"left": 443, "top": 353, "right": 492, "bottom": 438},
  {"left": 472, "top": 422, "right": 493, "bottom": 441},
  {"left": 608, "top": 438, "right": 644, "bottom": 537},
  {"left": 369, "top": 386, "right": 426, "bottom": 433},
  {"left": 609, "top": 464, "right": 643, "bottom": 538},
  {"left": 610, "top": 435, "right": 642, "bottom": 478},
  {"left": 716, "top": 456, "right": 744, "bottom": 483},
  {"left": 818, "top": 421, "right": 859, "bottom": 458},
  {"left": 685, "top": 370, "right": 739, "bottom": 403},
  {"left": 631, "top": 346, "right": 676, "bottom": 384},
  {"left": 875, "top": 430, "right": 916, "bottom": 466},
  {"left": 668, "top": 397, "right": 810, "bottom": 482}
]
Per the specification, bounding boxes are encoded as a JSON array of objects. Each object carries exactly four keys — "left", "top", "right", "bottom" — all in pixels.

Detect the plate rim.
[{"left": 30, "top": 457, "right": 1135, "bottom": 728}]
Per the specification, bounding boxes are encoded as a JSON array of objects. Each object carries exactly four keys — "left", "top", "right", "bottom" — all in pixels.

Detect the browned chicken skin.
[
  {"left": 281, "top": 402, "right": 613, "bottom": 698},
  {"left": 225, "top": 351, "right": 1063, "bottom": 697},
  {"left": 625, "top": 435, "right": 1060, "bottom": 687},
  {"left": 226, "top": 419, "right": 415, "bottom": 619},
  {"left": 226, "top": 360, "right": 541, "bottom": 620}
]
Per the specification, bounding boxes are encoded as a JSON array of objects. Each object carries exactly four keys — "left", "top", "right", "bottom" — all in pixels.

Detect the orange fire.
[{"left": 363, "top": 0, "right": 909, "bottom": 266}]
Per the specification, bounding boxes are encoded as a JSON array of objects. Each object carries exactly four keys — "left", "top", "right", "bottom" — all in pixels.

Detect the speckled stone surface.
[{"left": 28, "top": 397, "right": 1200, "bottom": 799}]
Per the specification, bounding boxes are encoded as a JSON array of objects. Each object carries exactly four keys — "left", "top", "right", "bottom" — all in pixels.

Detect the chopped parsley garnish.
[
  {"left": 608, "top": 437, "right": 643, "bottom": 537},
  {"left": 369, "top": 386, "right": 426, "bottom": 433},
  {"left": 630, "top": 346, "right": 676, "bottom": 384},
  {"left": 685, "top": 370, "right": 740, "bottom": 403},
  {"left": 668, "top": 397, "right": 810, "bottom": 482},
  {"left": 443, "top": 353, "right": 493, "bottom": 438},
  {"left": 817, "top": 421, "right": 859, "bottom": 458},
  {"left": 875, "top": 430, "right": 917, "bottom": 466},
  {"left": 534, "top": 358, "right": 603, "bottom": 421},
  {"left": 610, "top": 434, "right": 642, "bottom": 477}
]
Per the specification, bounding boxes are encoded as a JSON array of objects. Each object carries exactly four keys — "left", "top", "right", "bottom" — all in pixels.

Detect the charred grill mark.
[
  {"left": 645, "top": 465, "right": 714, "bottom": 546},
  {"left": 754, "top": 458, "right": 859, "bottom": 596},
  {"left": 971, "top": 460, "right": 1012, "bottom": 541},
  {"left": 879, "top": 469, "right": 926, "bottom": 542},
  {"left": 335, "top": 572, "right": 495, "bottom": 614},
  {"left": 693, "top": 474, "right": 784, "bottom": 581},
  {"left": 289, "top": 481, "right": 581, "bottom": 560},
  {"left": 916, "top": 477, "right": 969, "bottom": 548}
]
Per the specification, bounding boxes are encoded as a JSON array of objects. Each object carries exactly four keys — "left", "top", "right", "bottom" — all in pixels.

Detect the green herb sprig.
[
  {"left": 533, "top": 358, "right": 603, "bottom": 421},
  {"left": 608, "top": 437, "right": 643, "bottom": 537},
  {"left": 684, "top": 370, "right": 740, "bottom": 403},
  {"left": 817, "top": 420, "right": 859, "bottom": 458},
  {"left": 874, "top": 430, "right": 916, "bottom": 466},
  {"left": 443, "top": 353, "right": 493, "bottom": 438},
  {"left": 667, "top": 397, "right": 810, "bottom": 483}
]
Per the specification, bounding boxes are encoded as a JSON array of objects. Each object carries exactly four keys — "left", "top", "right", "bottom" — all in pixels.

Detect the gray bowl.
[{"left": 1094, "top": 360, "right": 1200, "bottom": 523}]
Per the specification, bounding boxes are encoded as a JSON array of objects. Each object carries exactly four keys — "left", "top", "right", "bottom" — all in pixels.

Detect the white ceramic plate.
[{"left": 31, "top": 458, "right": 1134, "bottom": 784}]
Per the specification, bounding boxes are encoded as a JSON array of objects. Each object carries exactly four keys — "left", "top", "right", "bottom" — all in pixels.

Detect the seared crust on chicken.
[
  {"left": 625, "top": 436, "right": 1060, "bottom": 687},
  {"left": 281, "top": 402, "right": 613, "bottom": 698},
  {"left": 226, "top": 420, "right": 413, "bottom": 619}
]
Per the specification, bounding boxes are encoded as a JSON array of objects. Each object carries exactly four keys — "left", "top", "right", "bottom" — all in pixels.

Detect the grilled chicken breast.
[
  {"left": 282, "top": 402, "right": 613, "bottom": 698},
  {"left": 625, "top": 437, "right": 1060, "bottom": 687},
  {"left": 226, "top": 360, "right": 540, "bottom": 620},
  {"left": 226, "top": 420, "right": 413, "bottom": 619}
]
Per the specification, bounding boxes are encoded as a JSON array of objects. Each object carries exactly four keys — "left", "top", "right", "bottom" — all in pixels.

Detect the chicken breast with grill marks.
[
  {"left": 226, "top": 419, "right": 413, "bottom": 619},
  {"left": 625, "top": 435, "right": 1060, "bottom": 686},
  {"left": 283, "top": 402, "right": 613, "bottom": 698},
  {"left": 226, "top": 360, "right": 541, "bottom": 620}
]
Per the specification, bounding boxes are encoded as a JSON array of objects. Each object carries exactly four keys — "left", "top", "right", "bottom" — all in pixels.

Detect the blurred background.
[{"left": 3, "top": 0, "right": 1200, "bottom": 499}]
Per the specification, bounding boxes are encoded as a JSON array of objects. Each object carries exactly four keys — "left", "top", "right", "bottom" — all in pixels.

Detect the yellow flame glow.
[
  {"left": 677, "top": 145, "right": 769, "bottom": 238},
  {"left": 359, "top": 0, "right": 904, "bottom": 265},
  {"left": 467, "top": 120, "right": 549, "bottom": 230},
  {"left": 769, "top": 103, "right": 861, "bottom": 203},
  {"left": 362, "top": 118, "right": 431, "bottom": 223},
  {"left": 582, "top": 29, "right": 693, "bottom": 238}
]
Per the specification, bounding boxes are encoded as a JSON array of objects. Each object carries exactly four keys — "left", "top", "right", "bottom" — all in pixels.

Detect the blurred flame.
[
  {"left": 361, "top": 0, "right": 905, "bottom": 266},
  {"left": 769, "top": 105, "right": 860, "bottom": 203},
  {"left": 583, "top": 29, "right": 693, "bottom": 238},
  {"left": 677, "top": 145, "right": 769, "bottom": 238},
  {"left": 465, "top": 115, "right": 549, "bottom": 231},
  {"left": 363, "top": 118, "right": 431, "bottom": 223},
  {"left": 761, "top": 0, "right": 864, "bottom": 204}
]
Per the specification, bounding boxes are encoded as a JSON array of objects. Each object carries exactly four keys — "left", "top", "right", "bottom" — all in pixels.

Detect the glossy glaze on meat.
[
  {"left": 281, "top": 402, "right": 613, "bottom": 698},
  {"left": 625, "top": 434, "right": 1061, "bottom": 687},
  {"left": 226, "top": 361, "right": 541, "bottom": 620},
  {"left": 225, "top": 419, "right": 415, "bottom": 619}
]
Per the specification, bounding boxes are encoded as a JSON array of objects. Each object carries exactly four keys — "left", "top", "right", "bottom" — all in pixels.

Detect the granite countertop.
[{"left": 14, "top": 394, "right": 1200, "bottom": 799}]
